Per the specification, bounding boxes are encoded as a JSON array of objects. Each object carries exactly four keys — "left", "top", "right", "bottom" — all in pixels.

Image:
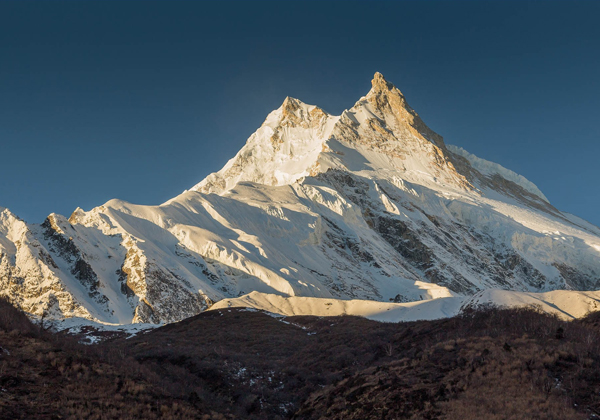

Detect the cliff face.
[{"left": 2, "top": 73, "right": 600, "bottom": 324}]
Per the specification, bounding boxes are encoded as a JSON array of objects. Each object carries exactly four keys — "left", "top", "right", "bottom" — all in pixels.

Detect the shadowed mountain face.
[{"left": 1, "top": 73, "right": 600, "bottom": 324}]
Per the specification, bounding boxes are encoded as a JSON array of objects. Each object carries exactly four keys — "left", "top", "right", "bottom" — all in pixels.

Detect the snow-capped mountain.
[{"left": 2, "top": 72, "right": 600, "bottom": 325}]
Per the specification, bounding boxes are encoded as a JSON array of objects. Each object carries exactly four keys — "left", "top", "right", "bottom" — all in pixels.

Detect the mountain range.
[{"left": 2, "top": 72, "right": 599, "bottom": 325}]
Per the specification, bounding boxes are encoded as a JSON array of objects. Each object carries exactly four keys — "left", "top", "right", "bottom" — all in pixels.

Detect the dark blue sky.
[{"left": 1, "top": 1, "right": 599, "bottom": 225}]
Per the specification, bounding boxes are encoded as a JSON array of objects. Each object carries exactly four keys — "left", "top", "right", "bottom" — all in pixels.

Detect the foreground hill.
[
  {"left": 1, "top": 298, "right": 600, "bottom": 419},
  {"left": 1, "top": 72, "right": 600, "bottom": 325}
]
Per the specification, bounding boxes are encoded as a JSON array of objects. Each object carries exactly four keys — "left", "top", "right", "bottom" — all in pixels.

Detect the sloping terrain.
[
  {"left": 1, "top": 72, "right": 600, "bottom": 325},
  {"left": 0, "top": 299, "right": 204, "bottom": 420},
  {"left": 3, "top": 298, "right": 600, "bottom": 419}
]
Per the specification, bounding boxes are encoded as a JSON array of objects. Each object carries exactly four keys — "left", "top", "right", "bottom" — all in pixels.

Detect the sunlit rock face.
[{"left": 2, "top": 73, "right": 600, "bottom": 325}]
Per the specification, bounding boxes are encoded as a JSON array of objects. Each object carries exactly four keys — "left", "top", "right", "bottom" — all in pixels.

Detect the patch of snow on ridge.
[
  {"left": 49, "top": 317, "right": 159, "bottom": 344},
  {"left": 210, "top": 291, "right": 463, "bottom": 322},
  {"left": 447, "top": 144, "right": 549, "bottom": 203},
  {"left": 211, "top": 289, "right": 600, "bottom": 322},
  {"left": 465, "top": 289, "right": 600, "bottom": 320}
]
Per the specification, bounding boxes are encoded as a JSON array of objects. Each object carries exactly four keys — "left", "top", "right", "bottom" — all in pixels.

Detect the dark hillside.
[
  {"left": 1, "top": 298, "right": 600, "bottom": 419},
  {"left": 116, "top": 306, "right": 600, "bottom": 419},
  {"left": 0, "top": 298, "right": 207, "bottom": 419}
]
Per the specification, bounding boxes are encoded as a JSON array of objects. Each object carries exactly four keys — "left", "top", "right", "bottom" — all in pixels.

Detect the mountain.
[{"left": 2, "top": 72, "right": 600, "bottom": 325}]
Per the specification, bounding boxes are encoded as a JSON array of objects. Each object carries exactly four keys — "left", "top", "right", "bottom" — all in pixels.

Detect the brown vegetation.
[
  {"left": 0, "top": 298, "right": 212, "bottom": 419},
  {"left": 1, "top": 298, "right": 600, "bottom": 419}
]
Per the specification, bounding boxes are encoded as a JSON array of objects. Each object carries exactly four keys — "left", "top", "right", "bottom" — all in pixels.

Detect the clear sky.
[{"left": 1, "top": 1, "right": 599, "bottom": 225}]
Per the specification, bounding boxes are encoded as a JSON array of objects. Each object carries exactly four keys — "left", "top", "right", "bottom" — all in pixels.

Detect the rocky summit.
[{"left": 2, "top": 73, "right": 600, "bottom": 325}]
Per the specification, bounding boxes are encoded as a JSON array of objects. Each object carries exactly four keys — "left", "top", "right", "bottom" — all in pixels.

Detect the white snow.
[
  {"left": 466, "top": 289, "right": 600, "bottom": 320},
  {"left": 50, "top": 317, "right": 159, "bottom": 344},
  {"left": 447, "top": 144, "right": 549, "bottom": 202},
  {"left": 211, "top": 291, "right": 463, "bottom": 322},
  {"left": 190, "top": 98, "right": 339, "bottom": 195},
  {"left": 211, "top": 289, "right": 600, "bottom": 322}
]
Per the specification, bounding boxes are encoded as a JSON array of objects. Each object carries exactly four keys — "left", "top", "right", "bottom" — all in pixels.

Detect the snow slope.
[
  {"left": 212, "top": 289, "right": 600, "bottom": 322},
  {"left": 1, "top": 72, "right": 599, "bottom": 325},
  {"left": 447, "top": 144, "right": 549, "bottom": 203},
  {"left": 211, "top": 291, "right": 464, "bottom": 322}
]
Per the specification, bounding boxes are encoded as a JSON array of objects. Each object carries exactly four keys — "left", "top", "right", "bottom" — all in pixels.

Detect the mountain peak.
[
  {"left": 281, "top": 96, "right": 301, "bottom": 111},
  {"left": 362, "top": 72, "right": 445, "bottom": 148},
  {"left": 365, "top": 72, "right": 409, "bottom": 110},
  {"left": 193, "top": 73, "right": 462, "bottom": 195},
  {"left": 371, "top": 72, "right": 395, "bottom": 92},
  {"left": 279, "top": 96, "right": 311, "bottom": 124},
  {"left": 191, "top": 94, "right": 335, "bottom": 194}
]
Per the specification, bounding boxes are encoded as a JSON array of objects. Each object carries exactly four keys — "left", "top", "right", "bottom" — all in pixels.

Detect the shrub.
[{"left": 0, "top": 296, "right": 39, "bottom": 336}]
